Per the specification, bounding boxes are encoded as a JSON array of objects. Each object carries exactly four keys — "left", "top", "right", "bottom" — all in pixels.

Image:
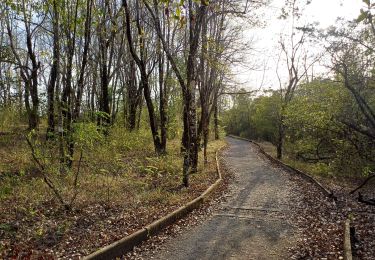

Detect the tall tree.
[
  {"left": 123, "top": 0, "right": 164, "bottom": 153},
  {"left": 275, "top": 0, "right": 318, "bottom": 159},
  {"left": 145, "top": 0, "right": 207, "bottom": 185},
  {"left": 6, "top": 0, "right": 42, "bottom": 130}
]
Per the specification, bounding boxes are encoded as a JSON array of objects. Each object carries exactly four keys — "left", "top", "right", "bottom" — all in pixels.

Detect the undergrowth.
[{"left": 0, "top": 124, "right": 225, "bottom": 258}]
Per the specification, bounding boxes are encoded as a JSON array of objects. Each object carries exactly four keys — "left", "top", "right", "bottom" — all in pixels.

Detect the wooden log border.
[
  {"left": 84, "top": 145, "right": 225, "bottom": 260},
  {"left": 344, "top": 219, "right": 353, "bottom": 260}
]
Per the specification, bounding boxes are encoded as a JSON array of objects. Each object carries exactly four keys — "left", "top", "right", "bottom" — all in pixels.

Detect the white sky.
[{"left": 233, "top": 0, "right": 364, "bottom": 91}]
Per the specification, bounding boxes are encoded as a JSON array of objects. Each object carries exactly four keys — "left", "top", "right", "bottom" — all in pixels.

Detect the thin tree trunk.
[
  {"left": 73, "top": 0, "right": 93, "bottom": 121},
  {"left": 214, "top": 94, "right": 219, "bottom": 140},
  {"left": 277, "top": 118, "right": 284, "bottom": 159},
  {"left": 158, "top": 40, "right": 167, "bottom": 153},
  {"left": 123, "top": 0, "right": 162, "bottom": 153},
  {"left": 46, "top": 0, "right": 60, "bottom": 138}
]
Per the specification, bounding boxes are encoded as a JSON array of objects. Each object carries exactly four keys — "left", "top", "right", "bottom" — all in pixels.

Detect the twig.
[
  {"left": 358, "top": 192, "right": 375, "bottom": 206},
  {"left": 26, "top": 135, "right": 70, "bottom": 211},
  {"left": 350, "top": 172, "right": 375, "bottom": 194},
  {"left": 69, "top": 149, "right": 83, "bottom": 207}
]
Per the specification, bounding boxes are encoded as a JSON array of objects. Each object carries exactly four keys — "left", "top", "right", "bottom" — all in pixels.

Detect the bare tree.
[{"left": 275, "top": 0, "right": 319, "bottom": 159}]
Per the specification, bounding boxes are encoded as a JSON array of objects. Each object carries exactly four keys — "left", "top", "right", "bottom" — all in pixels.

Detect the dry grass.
[
  {"left": 257, "top": 141, "right": 277, "bottom": 158},
  {"left": 257, "top": 141, "right": 335, "bottom": 179},
  {"left": 0, "top": 126, "right": 225, "bottom": 258}
]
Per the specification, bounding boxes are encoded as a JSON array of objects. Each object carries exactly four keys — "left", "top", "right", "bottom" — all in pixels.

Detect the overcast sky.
[{"left": 233, "top": 0, "right": 364, "bottom": 91}]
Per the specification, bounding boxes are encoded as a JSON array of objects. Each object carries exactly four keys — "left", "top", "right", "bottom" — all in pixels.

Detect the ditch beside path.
[{"left": 151, "top": 136, "right": 303, "bottom": 260}]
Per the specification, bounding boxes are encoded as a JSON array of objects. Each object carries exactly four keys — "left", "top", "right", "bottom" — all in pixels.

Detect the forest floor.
[
  {"left": 0, "top": 127, "right": 225, "bottom": 259},
  {"left": 131, "top": 137, "right": 375, "bottom": 260},
  {"left": 1, "top": 131, "right": 374, "bottom": 259},
  {"left": 257, "top": 140, "right": 375, "bottom": 259}
]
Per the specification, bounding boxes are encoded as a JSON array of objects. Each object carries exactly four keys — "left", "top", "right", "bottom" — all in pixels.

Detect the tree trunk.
[
  {"left": 99, "top": 60, "right": 111, "bottom": 126},
  {"left": 60, "top": 0, "right": 79, "bottom": 169},
  {"left": 214, "top": 96, "right": 219, "bottom": 140},
  {"left": 46, "top": 0, "right": 60, "bottom": 138},
  {"left": 144, "top": 0, "right": 207, "bottom": 186},
  {"left": 136, "top": 95, "right": 143, "bottom": 130},
  {"left": 123, "top": 0, "right": 162, "bottom": 153},
  {"left": 26, "top": 40, "right": 40, "bottom": 130},
  {"left": 126, "top": 61, "right": 140, "bottom": 130},
  {"left": 277, "top": 118, "right": 284, "bottom": 159},
  {"left": 73, "top": 0, "right": 93, "bottom": 121},
  {"left": 158, "top": 41, "right": 167, "bottom": 153}
]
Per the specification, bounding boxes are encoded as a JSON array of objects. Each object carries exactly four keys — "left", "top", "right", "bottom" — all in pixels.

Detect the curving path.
[{"left": 152, "top": 137, "right": 301, "bottom": 260}]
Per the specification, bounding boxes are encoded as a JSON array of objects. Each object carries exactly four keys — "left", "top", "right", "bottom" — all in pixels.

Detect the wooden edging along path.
[
  {"left": 83, "top": 145, "right": 225, "bottom": 260},
  {"left": 344, "top": 219, "right": 353, "bottom": 260},
  {"left": 227, "top": 135, "right": 337, "bottom": 200}
]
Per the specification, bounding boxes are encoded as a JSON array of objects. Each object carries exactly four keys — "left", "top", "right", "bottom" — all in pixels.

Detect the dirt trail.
[{"left": 151, "top": 137, "right": 303, "bottom": 260}]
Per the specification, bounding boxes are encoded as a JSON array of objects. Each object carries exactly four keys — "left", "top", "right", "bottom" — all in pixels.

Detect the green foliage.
[
  {"left": 72, "top": 122, "right": 103, "bottom": 149},
  {"left": 222, "top": 89, "right": 281, "bottom": 143},
  {"left": 223, "top": 78, "right": 374, "bottom": 177},
  {"left": 107, "top": 126, "right": 153, "bottom": 152},
  {"left": 95, "top": 111, "right": 110, "bottom": 123},
  {"left": 251, "top": 93, "right": 281, "bottom": 142},
  {"left": 284, "top": 79, "right": 346, "bottom": 139},
  {"left": 0, "top": 176, "right": 17, "bottom": 200},
  {"left": 0, "top": 106, "right": 24, "bottom": 132},
  {"left": 284, "top": 78, "right": 374, "bottom": 177}
]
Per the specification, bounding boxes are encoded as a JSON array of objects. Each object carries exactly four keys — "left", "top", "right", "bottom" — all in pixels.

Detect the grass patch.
[
  {"left": 0, "top": 126, "right": 225, "bottom": 258},
  {"left": 257, "top": 141, "right": 331, "bottom": 176}
]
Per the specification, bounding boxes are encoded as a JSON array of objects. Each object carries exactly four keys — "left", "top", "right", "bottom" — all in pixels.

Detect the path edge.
[
  {"left": 83, "top": 145, "right": 226, "bottom": 260},
  {"left": 227, "top": 135, "right": 336, "bottom": 200},
  {"left": 344, "top": 218, "right": 353, "bottom": 260}
]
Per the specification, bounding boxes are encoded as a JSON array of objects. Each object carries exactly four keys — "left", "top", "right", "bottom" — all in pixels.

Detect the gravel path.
[{"left": 151, "top": 137, "right": 302, "bottom": 260}]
